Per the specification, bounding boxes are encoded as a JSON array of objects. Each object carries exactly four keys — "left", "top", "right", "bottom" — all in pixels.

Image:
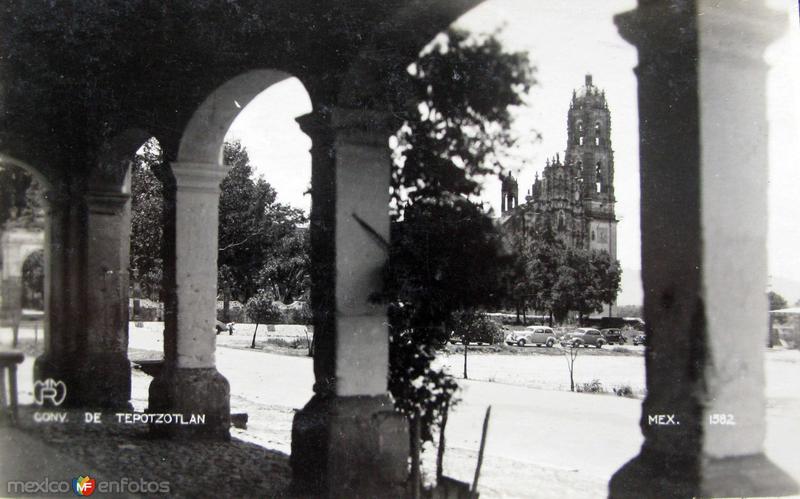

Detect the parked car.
[
  {"left": 600, "top": 328, "right": 627, "bottom": 345},
  {"left": 506, "top": 326, "right": 558, "bottom": 348},
  {"left": 560, "top": 328, "right": 606, "bottom": 348},
  {"left": 633, "top": 334, "right": 646, "bottom": 346}
]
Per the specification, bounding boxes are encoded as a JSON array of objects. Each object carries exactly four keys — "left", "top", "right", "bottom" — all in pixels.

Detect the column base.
[
  {"left": 34, "top": 352, "right": 131, "bottom": 410},
  {"left": 290, "top": 393, "right": 409, "bottom": 498},
  {"left": 609, "top": 447, "right": 698, "bottom": 499},
  {"left": 699, "top": 453, "right": 799, "bottom": 498},
  {"left": 610, "top": 448, "right": 798, "bottom": 498},
  {"left": 147, "top": 366, "right": 230, "bottom": 440}
]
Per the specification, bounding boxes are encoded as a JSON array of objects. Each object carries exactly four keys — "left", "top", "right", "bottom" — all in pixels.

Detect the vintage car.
[
  {"left": 505, "top": 325, "right": 558, "bottom": 347},
  {"left": 633, "top": 334, "right": 647, "bottom": 346},
  {"left": 600, "top": 328, "right": 627, "bottom": 345},
  {"left": 560, "top": 328, "right": 606, "bottom": 348}
]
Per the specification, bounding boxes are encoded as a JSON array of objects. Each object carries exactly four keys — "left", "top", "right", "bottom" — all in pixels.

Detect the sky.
[{"left": 226, "top": 0, "right": 800, "bottom": 305}]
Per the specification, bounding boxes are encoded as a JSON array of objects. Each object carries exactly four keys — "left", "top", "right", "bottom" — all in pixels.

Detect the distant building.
[{"left": 501, "top": 74, "right": 617, "bottom": 260}]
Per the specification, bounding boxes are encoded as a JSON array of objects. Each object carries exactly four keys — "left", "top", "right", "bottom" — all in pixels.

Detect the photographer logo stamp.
[
  {"left": 32, "top": 378, "right": 68, "bottom": 423},
  {"left": 33, "top": 378, "right": 67, "bottom": 406}
]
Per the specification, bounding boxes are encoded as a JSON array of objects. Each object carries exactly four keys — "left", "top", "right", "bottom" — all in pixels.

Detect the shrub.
[
  {"left": 576, "top": 379, "right": 605, "bottom": 394},
  {"left": 613, "top": 385, "right": 635, "bottom": 398},
  {"left": 387, "top": 304, "right": 460, "bottom": 445},
  {"left": 265, "top": 337, "right": 306, "bottom": 349}
]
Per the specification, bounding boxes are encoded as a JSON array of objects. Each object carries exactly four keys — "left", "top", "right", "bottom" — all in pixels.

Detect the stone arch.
[
  {"left": 90, "top": 128, "right": 154, "bottom": 193},
  {"left": 0, "top": 153, "right": 54, "bottom": 192},
  {"left": 177, "top": 69, "right": 296, "bottom": 166}
]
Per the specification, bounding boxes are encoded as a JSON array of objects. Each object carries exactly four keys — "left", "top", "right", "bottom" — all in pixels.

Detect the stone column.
[
  {"left": 148, "top": 162, "right": 230, "bottom": 439},
  {"left": 611, "top": 1, "right": 797, "bottom": 497},
  {"left": 291, "top": 108, "right": 409, "bottom": 497},
  {"left": 34, "top": 189, "right": 77, "bottom": 402},
  {"left": 78, "top": 191, "right": 132, "bottom": 409}
]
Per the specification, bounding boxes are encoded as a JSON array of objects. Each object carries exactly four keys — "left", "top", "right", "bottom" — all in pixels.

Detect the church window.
[
  {"left": 595, "top": 161, "right": 602, "bottom": 193},
  {"left": 594, "top": 122, "right": 601, "bottom": 145}
]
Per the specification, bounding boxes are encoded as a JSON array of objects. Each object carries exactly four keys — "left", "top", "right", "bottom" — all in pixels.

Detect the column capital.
[
  {"left": 297, "top": 107, "right": 403, "bottom": 149},
  {"left": 85, "top": 191, "right": 130, "bottom": 215},
  {"left": 614, "top": 2, "right": 695, "bottom": 56},
  {"left": 616, "top": 2, "right": 786, "bottom": 65},
  {"left": 331, "top": 107, "right": 403, "bottom": 148},
  {"left": 697, "top": 2, "right": 787, "bottom": 65},
  {"left": 296, "top": 109, "right": 334, "bottom": 142},
  {"left": 171, "top": 162, "right": 230, "bottom": 194}
]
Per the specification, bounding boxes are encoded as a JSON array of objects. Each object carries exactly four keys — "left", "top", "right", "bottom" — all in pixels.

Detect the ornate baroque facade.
[{"left": 501, "top": 74, "right": 617, "bottom": 260}]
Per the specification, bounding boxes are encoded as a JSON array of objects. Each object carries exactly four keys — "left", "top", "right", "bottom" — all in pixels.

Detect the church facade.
[{"left": 501, "top": 74, "right": 617, "bottom": 260}]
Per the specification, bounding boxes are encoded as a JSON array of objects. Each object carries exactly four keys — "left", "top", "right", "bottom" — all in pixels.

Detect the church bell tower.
[{"left": 566, "top": 74, "right": 617, "bottom": 259}]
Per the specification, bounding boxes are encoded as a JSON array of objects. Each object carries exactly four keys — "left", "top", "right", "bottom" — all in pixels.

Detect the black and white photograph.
[{"left": 0, "top": 0, "right": 798, "bottom": 497}]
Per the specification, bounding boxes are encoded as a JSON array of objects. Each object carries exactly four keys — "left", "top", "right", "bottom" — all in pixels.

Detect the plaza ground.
[{"left": 4, "top": 322, "right": 800, "bottom": 498}]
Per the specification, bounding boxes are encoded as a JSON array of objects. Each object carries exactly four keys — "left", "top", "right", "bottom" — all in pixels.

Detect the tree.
[
  {"left": 769, "top": 291, "right": 789, "bottom": 325},
  {"left": 563, "top": 247, "right": 622, "bottom": 322},
  {"left": 511, "top": 223, "right": 622, "bottom": 325},
  {"left": 450, "top": 311, "right": 504, "bottom": 379},
  {"left": 383, "top": 27, "right": 535, "bottom": 448},
  {"left": 245, "top": 289, "right": 282, "bottom": 349},
  {"left": 392, "top": 28, "right": 534, "bottom": 208},
  {"left": 257, "top": 228, "right": 310, "bottom": 304},
  {"left": 514, "top": 224, "right": 564, "bottom": 325},
  {"left": 563, "top": 341, "right": 579, "bottom": 392},
  {"left": 129, "top": 140, "right": 309, "bottom": 304},
  {"left": 769, "top": 291, "right": 788, "bottom": 311},
  {"left": 0, "top": 165, "right": 44, "bottom": 228},
  {"left": 385, "top": 198, "right": 510, "bottom": 442},
  {"left": 592, "top": 250, "right": 622, "bottom": 308},
  {"left": 21, "top": 249, "right": 44, "bottom": 309},
  {"left": 130, "top": 138, "right": 165, "bottom": 300},
  {"left": 218, "top": 141, "right": 307, "bottom": 302}
]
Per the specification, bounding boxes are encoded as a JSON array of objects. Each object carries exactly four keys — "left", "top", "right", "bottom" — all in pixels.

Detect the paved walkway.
[
  {"left": 0, "top": 426, "right": 121, "bottom": 496},
  {"left": 1, "top": 412, "right": 293, "bottom": 498}
]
